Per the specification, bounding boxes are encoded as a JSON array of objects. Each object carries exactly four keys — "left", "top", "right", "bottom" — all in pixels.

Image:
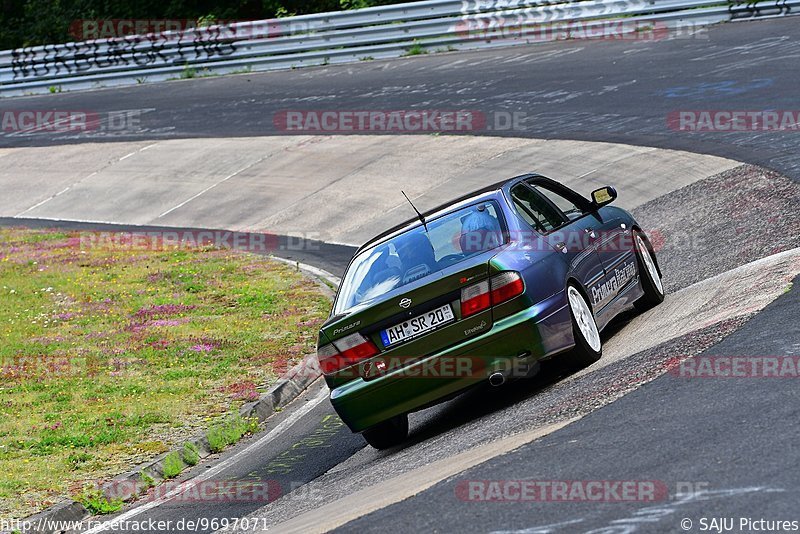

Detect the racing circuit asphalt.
[
  {"left": 336, "top": 272, "right": 800, "bottom": 533},
  {"left": 2, "top": 15, "right": 800, "bottom": 534},
  {"left": 2, "top": 17, "right": 800, "bottom": 183}
]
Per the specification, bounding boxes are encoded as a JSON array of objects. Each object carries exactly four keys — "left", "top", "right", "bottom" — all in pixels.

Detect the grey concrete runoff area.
[{"left": 0, "top": 135, "right": 737, "bottom": 247}]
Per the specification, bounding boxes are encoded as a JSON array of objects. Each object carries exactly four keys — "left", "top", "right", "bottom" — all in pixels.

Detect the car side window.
[
  {"left": 510, "top": 184, "right": 567, "bottom": 233},
  {"left": 529, "top": 183, "right": 585, "bottom": 221}
]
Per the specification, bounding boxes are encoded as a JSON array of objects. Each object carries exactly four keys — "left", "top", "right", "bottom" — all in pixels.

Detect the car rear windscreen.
[{"left": 334, "top": 201, "right": 506, "bottom": 314}]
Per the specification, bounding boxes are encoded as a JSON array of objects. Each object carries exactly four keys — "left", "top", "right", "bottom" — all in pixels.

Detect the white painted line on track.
[
  {"left": 118, "top": 143, "right": 156, "bottom": 161},
  {"left": 14, "top": 172, "right": 97, "bottom": 217},
  {"left": 81, "top": 385, "right": 329, "bottom": 534},
  {"left": 14, "top": 143, "right": 158, "bottom": 217},
  {"left": 157, "top": 155, "right": 272, "bottom": 219}
]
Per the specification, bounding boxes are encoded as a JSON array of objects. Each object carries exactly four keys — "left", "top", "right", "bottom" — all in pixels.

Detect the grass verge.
[{"left": 0, "top": 227, "right": 330, "bottom": 519}]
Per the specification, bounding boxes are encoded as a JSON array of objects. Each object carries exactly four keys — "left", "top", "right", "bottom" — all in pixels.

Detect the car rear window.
[{"left": 334, "top": 201, "right": 506, "bottom": 314}]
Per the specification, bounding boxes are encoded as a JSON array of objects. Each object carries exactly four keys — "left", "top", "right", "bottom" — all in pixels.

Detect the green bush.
[
  {"left": 161, "top": 451, "right": 183, "bottom": 479},
  {"left": 182, "top": 442, "right": 200, "bottom": 466},
  {"left": 0, "top": 0, "right": 417, "bottom": 50},
  {"left": 77, "top": 486, "right": 123, "bottom": 515},
  {"left": 404, "top": 42, "right": 427, "bottom": 56},
  {"left": 140, "top": 471, "right": 156, "bottom": 489},
  {"left": 206, "top": 415, "right": 259, "bottom": 453}
]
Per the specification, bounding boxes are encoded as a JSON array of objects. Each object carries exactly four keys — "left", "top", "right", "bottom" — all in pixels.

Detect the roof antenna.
[{"left": 401, "top": 190, "right": 428, "bottom": 232}]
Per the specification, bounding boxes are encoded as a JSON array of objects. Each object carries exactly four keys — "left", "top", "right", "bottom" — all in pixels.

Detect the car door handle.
[
  {"left": 555, "top": 242, "right": 568, "bottom": 254},
  {"left": 584, "top": 227, "right": 597, "bottom": 239}
]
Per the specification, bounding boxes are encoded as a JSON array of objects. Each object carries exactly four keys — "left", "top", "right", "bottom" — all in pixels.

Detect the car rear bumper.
[{"left": 329, "top": 290, "right": 572, "bottom": 432}]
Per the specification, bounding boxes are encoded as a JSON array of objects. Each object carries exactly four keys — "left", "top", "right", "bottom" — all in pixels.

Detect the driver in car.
[
  {"left": 395, "top": 232, "right": 436, "bottom": 284},
  {"left": 459, "top": 206, "right": 502, "bottom": 254}
]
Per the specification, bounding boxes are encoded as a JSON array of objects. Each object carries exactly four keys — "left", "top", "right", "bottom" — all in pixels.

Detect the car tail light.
[
  {"left": 490, "top": 271, "right": 525, "bottom": 304},
  {"left": 461, "top": 272, "right": 524, "bottom": 318},
  {"left": 316, "top": 332, "right": 379, "bottom": 375},
  {"left": 461, "top": 280, "right": 490, "bottom": 317},
  {"left": 316, "top": 343, "right": 342, "bottom": 375}
]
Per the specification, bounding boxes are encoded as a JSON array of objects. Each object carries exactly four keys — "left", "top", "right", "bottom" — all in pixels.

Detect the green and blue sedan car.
[{"left": 316, "top": 174, "right": 664, "bottom": 448}]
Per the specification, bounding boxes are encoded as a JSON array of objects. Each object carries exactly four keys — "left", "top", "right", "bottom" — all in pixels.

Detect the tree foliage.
[{"left": 0, "top": 0, "right": 410, "bottom": 50}]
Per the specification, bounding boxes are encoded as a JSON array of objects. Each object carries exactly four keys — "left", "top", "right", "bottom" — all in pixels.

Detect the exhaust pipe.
[{"left": 488, "top": 372, "right": 506, "bottom": 387}]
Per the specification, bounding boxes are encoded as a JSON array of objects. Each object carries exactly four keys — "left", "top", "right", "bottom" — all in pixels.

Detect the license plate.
[{"left": 380, "top": 304, "right": 455, "bottom": 347}]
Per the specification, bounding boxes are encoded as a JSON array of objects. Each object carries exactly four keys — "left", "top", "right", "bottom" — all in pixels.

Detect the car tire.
[
  {"left": 633, "top": 231, "right": 665, "bottom": 312},
  {"left": 564, "top": 284, "right": 602, "bottom": 369},
  {"left": 362, "top": 414, "right": 409, "bottom": 449}
]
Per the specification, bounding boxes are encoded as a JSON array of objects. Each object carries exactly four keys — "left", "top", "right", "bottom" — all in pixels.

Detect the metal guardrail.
[{"left": 0, "top": 0, "right": 796, "bottom": 97}]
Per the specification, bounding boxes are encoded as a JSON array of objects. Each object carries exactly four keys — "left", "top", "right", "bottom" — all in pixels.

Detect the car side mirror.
[{"left": 591, "top": 186, "right": 617, "bottom": 208}]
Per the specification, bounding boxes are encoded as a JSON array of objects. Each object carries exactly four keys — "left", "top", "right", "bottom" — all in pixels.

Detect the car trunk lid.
[{"left": 320, "top": 248, "right": 500, "bottom": 384}]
